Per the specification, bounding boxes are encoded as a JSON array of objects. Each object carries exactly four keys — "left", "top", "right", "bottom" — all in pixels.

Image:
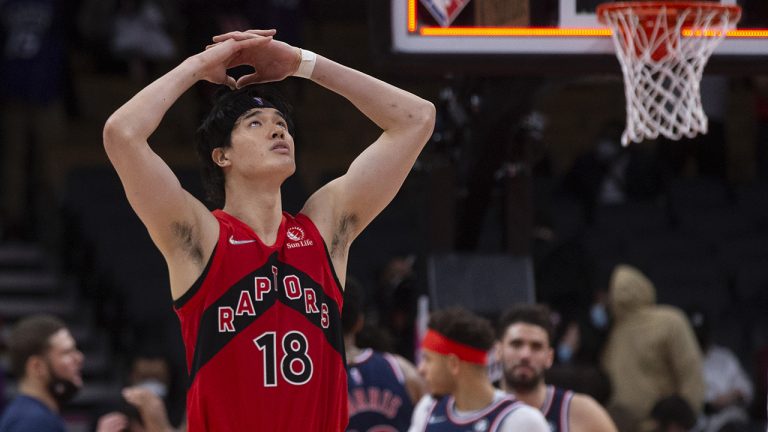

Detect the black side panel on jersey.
[
  {"left": 174, "top": 244, "right": 217, "bottom": 309},
  {"left": 321, "top": 239, "right": 345, "bottom": 296}
]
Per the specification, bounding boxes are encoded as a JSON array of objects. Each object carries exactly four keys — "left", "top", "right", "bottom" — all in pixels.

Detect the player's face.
[
  {"left": 227, "top": 108, "right": 296, "bottom": 179},
  {"left": 417, "top": 349, "right": 455, "bottom": 397},
  {"left": 497, "top": 323, "right": 553, "bottom": 392},
  {"left": 45, "top": 329, "right": 84, "bottom": 388}
]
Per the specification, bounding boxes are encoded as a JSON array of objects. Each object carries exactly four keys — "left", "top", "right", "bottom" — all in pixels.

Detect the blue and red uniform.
[
  {"left": 174, "top": 210, "right": 347, "bottom": 431},
  {"left": 540, "top": 385, "right": 574, "bottom": 432},
  {"left": 418, "top": 394, "right": 524, "bottom": 432},
  {"left": 347, "top": 349, "right": 414, "bottom": 432}
]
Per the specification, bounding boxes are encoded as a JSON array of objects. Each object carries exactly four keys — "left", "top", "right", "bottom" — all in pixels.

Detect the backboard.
[{"left": 390, "top": 0, "right": 768, "bottom": 66}]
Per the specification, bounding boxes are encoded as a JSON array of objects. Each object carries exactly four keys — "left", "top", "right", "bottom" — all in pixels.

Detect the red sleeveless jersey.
[{"left": 174, "top": 210, "right": 347, "bottom": 432}]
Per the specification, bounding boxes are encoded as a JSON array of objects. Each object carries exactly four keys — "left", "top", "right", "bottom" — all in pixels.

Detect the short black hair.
[
  {"left": 194, "top": 85, "right": 294, "bottom": 208},
  {"left": 7, "top": 314, "right": 66, "bottom": 378},
  {"left": 428, "top": 308, "right": 495, "bottom": 352},
  {"left": 496, "top": 304, "right": 554, "bottom": 345}
]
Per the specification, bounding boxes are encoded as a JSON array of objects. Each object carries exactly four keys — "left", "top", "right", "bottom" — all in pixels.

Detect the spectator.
[
  {"left": 601, "top": 264, "right": 705, "bottom": 431},
  {"left": 78, "top": 0, "right": 180, "bottom": 79},
  {"left": 409, "top": 308, "right": 548, "bottom": 431},
  {"left": 109, "top": 0, "right": 179, "bottom": 81},
  {"left": 0, "top": 315, "right": 82, "bottom": 431},
  {"left": 496, "top": 304, "right": 617, "bottom": 432},
  {"left": 565, "top": 122, "right": 628, "bottom": 224},
  {"left": 0, "top": 0, "right": 69, "bottom": 241},
  {"left": 656, "top": 76, "right": 729, "bottom": 180},
  {"left": 555, "top": 288, "right": 611, "bottom": 367},
  {"left": 96, "top": 351, "right": 182, "bottom": 432},
  {"left": 690, "top": 311, "right": 753, "bottom": 432},
  {"left": 0, "top": 315, "right": 88, "bottom": 431},
  {"left": 344, "top": 279, "right": 425, "bottom": 431},
  {"left": 566, "top": 122, "right": 663, "bottom": 224},
  {"left": 96, "top": 386, "right": 176, "bottom": 432},
  {"left": 546, "top": 288, "right": 613, "bottom": 406}
]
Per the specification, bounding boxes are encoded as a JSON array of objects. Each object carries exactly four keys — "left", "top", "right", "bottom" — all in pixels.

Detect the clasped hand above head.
[{"left": 200, "top": 29, "right": 302, "bottom": 89}]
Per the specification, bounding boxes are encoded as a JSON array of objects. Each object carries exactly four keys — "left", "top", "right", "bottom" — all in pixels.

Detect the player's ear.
[
  {"left": 212, "top": 147, "right": 230, "bottom": 167},
  {"left": 447, "top": 354, "right": 461, "bottom": 375},
  {"left": 546, "top": 346, "right": 555, "bottom": 368},
  {"left": 27, "top": 355, "right": 47, "bottom": 380}
]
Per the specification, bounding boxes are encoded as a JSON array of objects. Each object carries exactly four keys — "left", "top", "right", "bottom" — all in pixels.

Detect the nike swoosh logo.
[{"left": 229, "top": 235, "right": 256, "bottom": 245}]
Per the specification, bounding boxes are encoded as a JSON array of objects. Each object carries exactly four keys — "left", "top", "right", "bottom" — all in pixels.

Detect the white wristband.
[{"left": 293, "top": 49, "right": 317, "bottom": 79}]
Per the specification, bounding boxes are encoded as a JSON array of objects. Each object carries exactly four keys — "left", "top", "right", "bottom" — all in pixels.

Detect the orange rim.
[{"left": 597, "top": 1, "right": 742, "bottom": 26}]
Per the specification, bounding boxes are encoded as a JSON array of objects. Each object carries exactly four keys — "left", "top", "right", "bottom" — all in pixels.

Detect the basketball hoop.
[{"left": 597, "top": 2, "right": 741, "bottom": 145}]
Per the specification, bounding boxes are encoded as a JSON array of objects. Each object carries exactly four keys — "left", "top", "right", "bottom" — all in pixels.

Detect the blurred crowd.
[{"left": 0, "top": 1, "right": 767, "bottom": 431}]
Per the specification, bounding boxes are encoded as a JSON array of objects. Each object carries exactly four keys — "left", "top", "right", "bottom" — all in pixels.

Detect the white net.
[{"left": 598, "top": 3, "right": 740, "bottom": 145}]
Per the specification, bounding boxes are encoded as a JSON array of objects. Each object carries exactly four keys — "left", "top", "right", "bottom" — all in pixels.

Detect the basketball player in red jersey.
[{"left": 102, "top": 29, "right": 435, "bottom": 432}]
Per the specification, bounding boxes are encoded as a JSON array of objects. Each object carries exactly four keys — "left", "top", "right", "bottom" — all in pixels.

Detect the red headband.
[{"left": 421, "top": 329, "right": 487, "bottom": 365}]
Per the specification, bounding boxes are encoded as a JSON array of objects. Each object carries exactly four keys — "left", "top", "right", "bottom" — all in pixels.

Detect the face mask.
[
  {"left": 136, "top": 379, "right": 168, "bottom": 398},
  {"left": 590, "top": 303, "right": 609, "bottom": 330},
  {"left": 45, "top": 364, "right": 80, "bottom": 406}
]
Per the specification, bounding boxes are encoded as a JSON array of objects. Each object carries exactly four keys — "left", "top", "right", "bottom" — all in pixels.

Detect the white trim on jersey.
[{"left": 382, "top": 352, "right": 406, "bottom": 384}]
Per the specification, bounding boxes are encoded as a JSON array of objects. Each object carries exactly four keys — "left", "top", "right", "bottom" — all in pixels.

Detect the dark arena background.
[{"left": 0, "top": 0, "right": 767, "bottom": 430}]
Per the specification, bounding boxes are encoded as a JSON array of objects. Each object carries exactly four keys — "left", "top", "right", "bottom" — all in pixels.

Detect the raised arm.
[
  {"left": 102, "top": 34, "right": 273, "bottom": 298},
  {"left": 212, "top": 31, "right": 435, "bottom": 258},
  {"left": 667, "top": 311, "right": 706, "bottom": 415},
  {"left": 299, "top": 54, "right": 436, "bottom": 238}
]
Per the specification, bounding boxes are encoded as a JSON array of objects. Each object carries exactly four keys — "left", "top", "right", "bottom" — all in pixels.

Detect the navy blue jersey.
[
  {"left": 540, "top": 385, "right": 574, "bottom": 432},
  {"left": 347, "top": 349, "right": 413, "bottom": 432},
  {"left": 0, "top": 395, "right": 65, "bottom": 432},
  {"left": 420, "top": 394, "right": 522, "bottom": 432}
]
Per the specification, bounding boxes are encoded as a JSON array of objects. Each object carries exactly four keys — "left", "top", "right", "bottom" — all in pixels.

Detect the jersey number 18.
[{"left": 254, "top": 331, "right": 313, "bottom": 386}]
